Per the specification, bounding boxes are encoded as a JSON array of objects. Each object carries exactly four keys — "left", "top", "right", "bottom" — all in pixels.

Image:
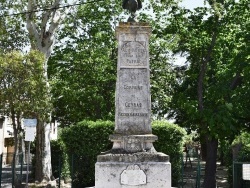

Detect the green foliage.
[
  {"left": 48, "top": 0, "right": 179, "bottom": 124},
  {"left": 0, "top": 50, "right": 51, "bottom": 119},
  {"left": 48, "top": 0, "right": 123, "bottom": 126},
  {"left": 227, "top": 132, "right": 250, "bottom": 186},
  {"left": 164, "top": 1, "right": 249, "bottom": 185},
  {"left": 51, "top": 120, "right": 186, "bottom": 187},
  {"left": 166, "top": 0, "right": 250, "bottom": 137},
  {"left": 232, "top": 132, "right": 250, "bottom": 162},
  {"left": 218, "top": 139, "right": 232, "bottom": 166},
  {"left": 59, "top": 120, "right": 114, "bottom": 187},
  {"left": 50, "top": 139, "right": 70, "bottom": 179},
  {"left": 152, "top": 120, "right": 186, "bottom": 186},
  {"left": 0, "top": 50, "right": 51, "bottom": 183},
  {"left": 0, "top": 1, "right": 28, "bottom": 51},
  {"left": 137, "top": 1, "right": 179, "bottom": 118}
]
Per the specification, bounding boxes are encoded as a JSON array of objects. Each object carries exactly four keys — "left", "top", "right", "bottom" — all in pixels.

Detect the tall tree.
[
  {"left": 167, "top": 0, "right": 249, "bottom": 187},
  {"left": 1, "top": 0, "right": 80, "bottom": 182},
  {"left": 0, "top": 50, "right": 49, "bottom": 185},
  {"left": 25, "top": 0, "right": 81, "bottom": 181}
]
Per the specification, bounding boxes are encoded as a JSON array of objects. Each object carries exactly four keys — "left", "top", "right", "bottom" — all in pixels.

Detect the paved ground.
[{"left": 181, "top": 158, "right": 229, "bottom": 188}]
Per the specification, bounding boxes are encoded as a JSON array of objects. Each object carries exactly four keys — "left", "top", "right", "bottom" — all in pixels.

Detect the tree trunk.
[
  {"left": 35, "top": 120, "right": 52, "bottom": 182},
  {"left": 26, "top": 0, "right": 78, "bottom": 182},
  {"left": 200, "top": 134, "right": 207, "bottom": 161},
  {"left": 10, "top": 109, "right": 18, "bottom": 185},
  {"left": 203, "top": 137, "right": 218, "bottom": 188}
]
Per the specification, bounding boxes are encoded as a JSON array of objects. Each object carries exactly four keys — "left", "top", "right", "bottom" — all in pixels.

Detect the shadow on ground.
[{"left": 180, "top": 158, "right": 229, "bottom": 188}]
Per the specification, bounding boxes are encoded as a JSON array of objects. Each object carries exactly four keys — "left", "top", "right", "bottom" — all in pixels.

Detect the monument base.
[{"left": 95, "top": 152, "right": 171, "bottom": 188}]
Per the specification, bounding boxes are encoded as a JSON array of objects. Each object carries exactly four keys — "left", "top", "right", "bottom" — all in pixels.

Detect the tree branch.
[
  {"left": 48, "top": 0, "right": 78, "bottom": 34},
  {"left": 230, "top": 72, "right": 242, "bottom": 90},
  {"left": 197, "top": 17, "right": 219, "bottom": 111},
  {"left": 26, "top": 0, "right": 41, "bottom": 49}
]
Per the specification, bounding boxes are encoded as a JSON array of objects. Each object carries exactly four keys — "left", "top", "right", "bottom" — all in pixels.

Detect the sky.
[{"left": 179, "top": 0, "right": 207, "bottom": 10}]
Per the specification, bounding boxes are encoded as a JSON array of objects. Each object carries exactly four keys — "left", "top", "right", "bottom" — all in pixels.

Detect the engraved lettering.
[
  {"left": 123, "top": 53, "right": 133, "bottom": 58},
  {"left": 124, "top": 85, "right": 143, "bottom": 90},
  {"left": 125, "top": 102, "right": 142, "bottom": 108},
  {"left": 126, "top": 59, "right": 143, "bottom": 64},
  {"left": 119, "top": 113, "right": 148, "bottom": 117},
  {"left": 131, "top": 75, "right": 136, "bottom": 80},
  {"left": 121, "top": 41, "right": 147, "bottom": 66},
  {"left": 121, "top": 45, "right": 146, "bottom": 54}
]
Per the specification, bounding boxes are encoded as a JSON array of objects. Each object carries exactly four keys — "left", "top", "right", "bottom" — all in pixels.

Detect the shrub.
[
  {"left": 51, "top": 140, "right": 62, "bottom": 178},
  {"left": 232, "top": 132, "right": 250, "bottom": 162},
  {"left": 51, "top": 139, "right": 70, "bottom": 180},
  {"left": 227, "top": 132, "right": 250, "bottom": 187},
  {"left": 59, "top": 120, "right": 114, "bottom": 187},
  {"left": 152, "top": 120, "right": 186, "bottom": 186}
]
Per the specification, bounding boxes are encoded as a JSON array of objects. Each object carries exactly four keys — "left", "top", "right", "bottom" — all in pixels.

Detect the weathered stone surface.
[
  {"left": 111, "top": 22, "right": 154, "bottom": 154},
  {"left": 95, "top": 162, "right": 171, "bottom": 188},
  {"left": 115, "top": 68, "right": 151, "bottom": 135},
  {"left": 121, "top": 165, "right": 146, "bottom": 185},
  {"left": 97, "top": 152, "right": 169, "bottom": 163},
  {"left": 109, "top": 134, "right": 157, "bottom": 153}
]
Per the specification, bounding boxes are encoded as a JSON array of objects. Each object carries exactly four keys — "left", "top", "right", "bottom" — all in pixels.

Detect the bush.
[
  {"left": 51, "top": 140, "right": 62, "bottom": 178},
  {"left": 50, "top": 139, "right": 70, "bottom": 180},
  {"left": 227, "top": 132, "right": 250, "bottom": 187},
  {"left": 232, "top": 132, "right": 250, "bottom": 162},
  {"left": 59, "top": 120, "right": 114, "bottom": 187},
  {"left": 51, "top": 120, "right": 186, "bottom": 187},
  {"left": 152, "top": 120, "right": 186, "bottom": 186}
]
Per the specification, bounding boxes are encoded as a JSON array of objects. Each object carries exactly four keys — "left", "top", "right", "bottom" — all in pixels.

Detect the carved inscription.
[
  {"left": 121, "top": 41, "right": 147, "bottom": 66},
  {"left": 117, "top": 69, "right": 149, "bottom": 119},
  {"left": 125, "top": 102, "right": 142, "bottom": 108},
  {"left": 124, "top": 85, "right": 143, "bottom": 90},
  {"left": 119, "top": 113, "right": 148, "bottom": 117},
  {"left": 116, "top": 39, "right": 151, "bottom": 133}
]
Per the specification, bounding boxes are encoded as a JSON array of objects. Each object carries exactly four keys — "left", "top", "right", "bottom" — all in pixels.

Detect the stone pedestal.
[
  {"left": 95, "top": 22, "right": 171, "bottom": 188},
  {"left": 96, "top": 161, "right": 171, "bottom": 188}
]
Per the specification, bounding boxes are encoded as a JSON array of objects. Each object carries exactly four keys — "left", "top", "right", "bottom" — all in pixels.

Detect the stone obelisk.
[{"left": 95, "top": 22, "right": 171, "bottom": 188}]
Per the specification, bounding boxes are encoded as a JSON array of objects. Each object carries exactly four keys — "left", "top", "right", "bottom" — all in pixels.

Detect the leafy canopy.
[{"left": 0, "top": 50, "right": 51, "bottom": 119}]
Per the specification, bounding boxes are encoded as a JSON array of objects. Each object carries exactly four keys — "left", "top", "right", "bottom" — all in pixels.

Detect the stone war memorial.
[{"left": 95, "top": 1, "right": 171, "bottom": 187}]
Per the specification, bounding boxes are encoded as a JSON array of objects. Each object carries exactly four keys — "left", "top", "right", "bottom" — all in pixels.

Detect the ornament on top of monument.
[{"left": 122, "top": 0, "right": 142, "bottom": 22}]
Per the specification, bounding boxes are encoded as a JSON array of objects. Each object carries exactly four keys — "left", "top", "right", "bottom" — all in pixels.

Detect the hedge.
[
  {"left": 51, "top": 120, "right": 186, "bottom": 187},
  {"left": 58, "top": 120, "right": 113, "bottom": 187},
  {"left": 227, "top": 132, "right": 250, "bottom": 187},
  {"left": 152, "top": 120, "right": 186, "bottom": 186}
]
